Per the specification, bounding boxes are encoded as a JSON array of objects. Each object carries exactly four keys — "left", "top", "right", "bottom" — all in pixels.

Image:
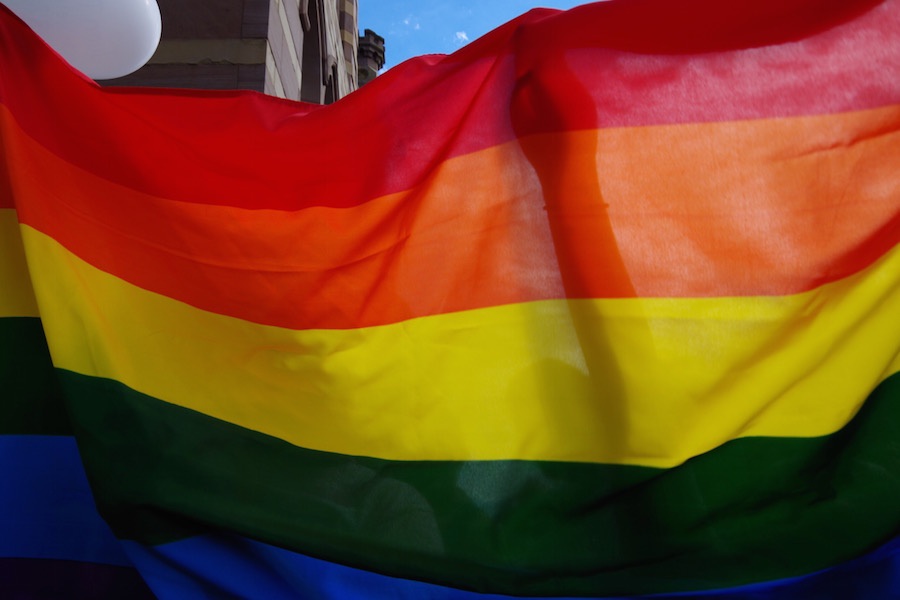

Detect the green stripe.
[
  {"left": 61, "top": 369, "right": 900, "bottom": 597},
  {"left": 0, "top": 317, "right": 69, "bottom": 435}
]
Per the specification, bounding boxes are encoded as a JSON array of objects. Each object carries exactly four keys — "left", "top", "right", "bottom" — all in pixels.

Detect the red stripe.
[{"left": 0, "top": 0, "right": 898, "bottom": 211}]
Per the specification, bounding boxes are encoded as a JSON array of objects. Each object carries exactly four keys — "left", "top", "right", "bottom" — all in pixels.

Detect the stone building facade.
[{"left": 102, "top": 0, "right": 379, "bottom": 104}]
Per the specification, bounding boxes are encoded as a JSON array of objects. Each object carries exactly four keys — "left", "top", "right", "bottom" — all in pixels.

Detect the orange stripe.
[
  {"left": 0, "top": 126, "right": 12, "bottom": 209},
  {"left": 6, "top": 104, "right": 899, "bottom": 329}
]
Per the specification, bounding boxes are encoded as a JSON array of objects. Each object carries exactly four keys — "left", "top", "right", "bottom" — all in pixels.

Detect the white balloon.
[{"left": 4, "top": 0, "right": 161, "bottom": 79}]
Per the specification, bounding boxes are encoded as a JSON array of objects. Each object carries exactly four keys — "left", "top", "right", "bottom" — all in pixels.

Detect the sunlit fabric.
[{"left": 1, "top": 0, "right": 898, "bottom": 598}]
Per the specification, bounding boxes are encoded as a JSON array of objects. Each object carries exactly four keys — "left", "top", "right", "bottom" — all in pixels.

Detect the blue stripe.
[
  {"left": 124, "top": 533, "right": 900, "bottom": 600},
  {"left": 0, "top": 435, "right": 133, "bottom": 566}
]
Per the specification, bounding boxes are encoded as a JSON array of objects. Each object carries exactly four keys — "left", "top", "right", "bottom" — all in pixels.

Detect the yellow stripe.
[
  {"left": 23, "top": 224, "right": 900, "bottom": 467},
  {"left": 0, "top": 209, "right": 39, "bottom": 317}
]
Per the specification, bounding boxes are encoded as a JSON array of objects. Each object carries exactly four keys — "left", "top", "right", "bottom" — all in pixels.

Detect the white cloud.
[
  {"left": 400, "top": 15, "right": 421, "bottom": 32},
  {"left": 455, "top": 31, "right": 469, "bottom": 43}
]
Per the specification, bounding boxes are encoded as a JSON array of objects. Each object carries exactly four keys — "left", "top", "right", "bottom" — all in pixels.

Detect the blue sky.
[{"left": 358, "top": 1, "right": 587, "bottom": 70}]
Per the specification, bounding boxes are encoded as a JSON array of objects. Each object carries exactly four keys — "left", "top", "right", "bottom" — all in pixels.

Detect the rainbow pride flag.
[{"left": 1, "top": 0, "right": 899, "bottom": 597}]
